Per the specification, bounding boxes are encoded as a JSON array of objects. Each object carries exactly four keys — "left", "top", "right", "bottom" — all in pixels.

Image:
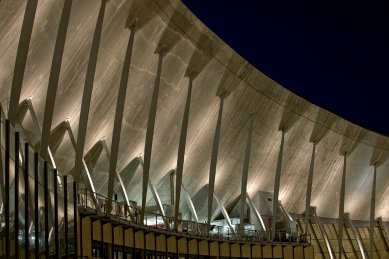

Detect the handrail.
[{"left": 77, "top": 188, "right": 310, "bottom": 245}]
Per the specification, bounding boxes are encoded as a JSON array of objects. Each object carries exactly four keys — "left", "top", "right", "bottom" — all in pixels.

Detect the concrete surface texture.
[{"left": 0, "top": 0, "right": 388, "bottom": 222}]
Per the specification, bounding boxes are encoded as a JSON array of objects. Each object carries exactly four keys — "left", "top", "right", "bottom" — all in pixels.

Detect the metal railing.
[{"left": 77, "top": 188, "right": 310, "bottom": 245}]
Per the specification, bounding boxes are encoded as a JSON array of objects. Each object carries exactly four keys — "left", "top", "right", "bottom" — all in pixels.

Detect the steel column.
[
  {"left": 74, "top": 0, "right": 106, "bottom": 182},
  {"left": 305, "top": 142, "right": 316, "bottom": 235},
  {"left": 338, "top": 154, "right": 347, "bottom": 259},
  {"left": 271, "top": 130, "right": 285, "bottom": 240},
  {"left": 370, "top": 165, "right": 377, "bottom": 259},
  {"left": 34, "top": 152, "right": 39, "bottom": 258},
  {"left": 5, "top": 120, "right": 10, "bottom": 259},
  {"left": 174, "top": 75, "right": 194, "bottom": 231},
  {"left": 141, "top": 49, "right": 165, "bottom": 224},
  {"left": 240, "top": 113, "right": 254, "bottom": 235},
  {"left": 0, "top": 107, "right": 4, "bottom": 208},
  {"left": 73, "top": 181, "right": 78, "bottom": 258},
  {"left": 40, "top": 0, "right": 73, "bottom": 160},
  {"left": 54, "top": 169, "right": 59, "bottom": 258},
  {"left": 64, "top": 175, "right": 69, "bottom": 258},
  {"left": 207, "top": 97, "right": 224, "bottom": 230},
  {"left": 8, "top": 0, "right": 38, "bottom": 125},
  {"left": 14, "top": 132, "right": 20, "bottom": 258},
  {"left": 24, "top": 142, "right": 30, "bottom": 259},
  {"left": 44, "top": 161, "right": 49, "bottom": 258},
  {"left": 107, "top": 20, "right": 137, "bottom": 213}
]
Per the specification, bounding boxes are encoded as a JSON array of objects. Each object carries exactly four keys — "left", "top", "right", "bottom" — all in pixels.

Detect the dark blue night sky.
[{"left": 181, "top": 0, "right": 389, "bottom": 136}]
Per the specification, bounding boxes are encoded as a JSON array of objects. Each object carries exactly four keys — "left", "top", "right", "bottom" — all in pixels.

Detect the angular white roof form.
[{"left": 0, "top": 0, "right": 388, "bottom": 223}]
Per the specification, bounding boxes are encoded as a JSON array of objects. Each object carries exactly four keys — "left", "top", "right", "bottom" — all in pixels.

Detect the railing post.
[
  {"left": 5, "top": 120, "right": 10, "bottom": 259},
  {"left": 34, "top": 152, "right": 39, "bottom": 257},
  {"left": 64, "top": 175, "right": 69, "bottom": 258},
  {"left": 15, "top": 131, "right": 20, "bottom": 259},
  {"left": 73, "top": 181, "right": 78, "bottom": 258},
  {"left": 54, "top": 169, "right": 59, "bottom": 259},
  {"left": 44, "top": 161, "right": 49, "bottom": 258},
  {"left": 24, "top": 142, "right": 30, "bottom": 259}
]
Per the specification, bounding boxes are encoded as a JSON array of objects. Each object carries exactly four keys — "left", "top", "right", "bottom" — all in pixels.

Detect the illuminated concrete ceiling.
[{"left": 0, "top": 0, "right": 388, "bottom": 222}]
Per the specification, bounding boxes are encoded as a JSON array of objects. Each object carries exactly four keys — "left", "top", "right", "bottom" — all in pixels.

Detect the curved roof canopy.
[{"left": 0, "top": 0, "right": 388, "bottom": 222}]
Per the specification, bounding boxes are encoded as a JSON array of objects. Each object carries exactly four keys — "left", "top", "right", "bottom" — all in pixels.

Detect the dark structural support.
[
  {"left": 24, "top": 142, "right": 30, "bottom": 259},
  {"left": 141, "top": 47, "right": 165, "bottom": 223},
  {"left": 107, "top": 19, "right": 137, "bottom": 212},
  {"left": 338, "top": 154, "right": 347, "bottom": 259},
  {"left": 40, "top": 0, "right": 73, "bottom": 159},
  {"left": 15, "top": 132, "right": 20, "bottom": 259},
  {"left": 174, "top": 74, "right": 194, "bottom": 231},
  {"left": 8, "top": 0, "right": 39, "bottom": 125},
  {"left": 239, "top": 112, "right": 255, "bottom": 235},
  {"left": 340, "top": 156, "right": 348, "bottom": 257},
  {"left": 0, "top": 107, "right": 3, "bottom": 203},
  {"left": 34, "top": 152, "right": 39, "bottom": 257},
  {"left": 74, "top": 0, "right": 106, "bottom": 182},
  {"left": 112, "top": 225, "right": 115, "bottom": 259},
  {"left": 101, "top": 222, "right": 104, "bottom": 258},
  {"left": 73, "top": 181, "right": 78, "bottom": 258},
  {"left": 271, "top": 130, "right": 285, "bottom": 240},
  {"left": 54, "top": 169, "right": 59, "bottom": 258},
  {"left": 5, "top": 120, "right": 10, "bottom": 259},
  {"left": 80, "top": 216, "right": 83, "bottom": 257},
  {"left": 44, "top": 161, "right": 49, "bottom": 258},
  {"left": 64, "top": 175, "right": 69, "bottom": 258},
  {"left": 305, "top": 142, "right": 316, "bottom": 235},
  {"left": 370, "top": 165, "right": 377, "bottom": 259},
  {"left": 207, "top": 96, "right": 224, "bottom": 230}
]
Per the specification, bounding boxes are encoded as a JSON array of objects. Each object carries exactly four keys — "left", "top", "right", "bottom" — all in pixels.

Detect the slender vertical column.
[
  {"left": 101, "top": 222, "right": 104, "bottom": 258},
  {"left": 271, "top": 130, "right": 285, "bottom": 240},
  {"left": 14, "top": 132, "right": 20, "bottom": 258},
  {"left": 0, "top": 107, "right": 4, "bottom": 204},
  {"left": 24, "top": 142, "right": 30, "bottom": 259},
  {"left": 207, "top": 96, "right": 224, "bottom": 230},
  {"left": 240, "top": 113, "right": 255, "bottom": 235},
  {"left": 40, "top": 0, "right": 73, "bottom": 159},
  {"left": 5, "top": 120, "right": 10, "bottom": 259},
  {"left": 80, "top": 216, "right": 83, "bottom": 257},
  {"left": 106, "top": 20, "right": 137, "bottom": 212},
  {"left": 64, "top": 175, "right": 69, "bottom": 258},
  {"left": 73, "top": 181, "right": 78, "bottom": 258},
  {"left": 54, "top": 169, "right": 59, "bottom": 258},
  {"left": 174, "top": 75, "right": 194, "bottom": 231},
  {"left": 370, "top": 165, "right": 377, "bottom": 259},
  {"left": 34, "top": 152, "right": 39, "bottom": 257},
  {"left": 141, "top": 49, "right": 165, "bottom": 223},
  {"left": 44, "top": 161, "right": 49, "bottom": 258},
  {"left": 305, "top": 142, "right": 316, "bottom": 235},
  {"left": 8, "top": 0, "right": 39, "bottom": 125},
  {"left": 338, "top": 154, "right": 347, "bottom": 259},
  {"left": 112, "top": 225, "right": 115, "bottom": 259},
  {"left": 74, "top": 0, "right": 106, "bottom": 182}
]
